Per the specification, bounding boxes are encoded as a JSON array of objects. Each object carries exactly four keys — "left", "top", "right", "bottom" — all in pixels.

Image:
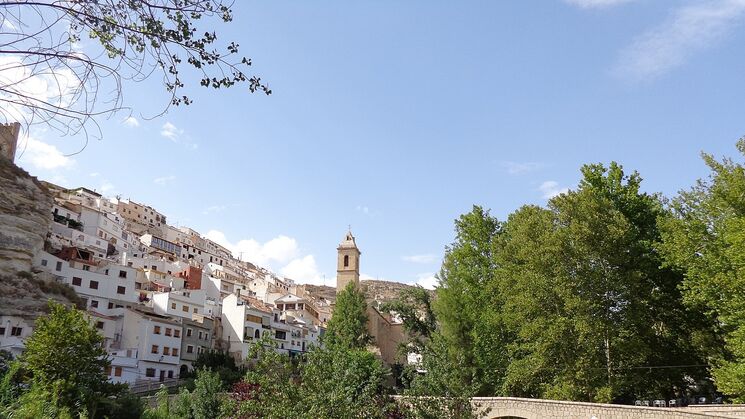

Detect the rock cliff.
[{"left": 0, "top": 157, "right": 82, "bottom": 317}]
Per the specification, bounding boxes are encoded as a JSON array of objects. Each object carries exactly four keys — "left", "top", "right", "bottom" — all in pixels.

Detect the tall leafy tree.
[
  {"left": 497, "top": 163, "right": 708, "bottom": 402},
  {"left": 20, "top": 301, "right": 110, "bottom": 416},
  {"left": 325, "top": 281, "right": 371, "bottom": 349},
  {"left": 434, "top": 205, "right": 507, "bottom": 396},
  {"left": 658, "top": 140, "right": 745, "bottom": 400}
]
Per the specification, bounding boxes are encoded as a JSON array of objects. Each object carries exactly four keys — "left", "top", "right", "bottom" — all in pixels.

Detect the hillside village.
[{"left": 0, "top": 123, "right": 416, "bottom": 388}]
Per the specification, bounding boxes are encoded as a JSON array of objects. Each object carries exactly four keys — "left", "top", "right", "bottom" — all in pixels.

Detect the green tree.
[
  {"left": 20, "top": 301, "right": 110, "bottom": 416},
  {"left": 434, "top": 205, "right": 507, "bottom": 396},
  {"left": 324, "top": 281, "right": 371, "bottom": 349},
  {"left": 298, "top": 345, "right": 394, "bottom": 418},
  {"left": 382, "top": 286, "right": 437, "bottom": 355},
  {"left": 658, "top": 140, "right": 745, "bottom": 400},
  {"left": 495, "top": 163, "right": 708, "bottom": 402},
  {"left": 187, "top": 349, "right": 245, "bottom": 386},
  {"left": 191, "top": 368, "right": 223, "bottom": 419},
  {"left": 222, "top": 337, "right": 300, "bottom": 419}
]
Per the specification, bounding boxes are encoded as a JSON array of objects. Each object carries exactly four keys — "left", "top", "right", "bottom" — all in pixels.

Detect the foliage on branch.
[{"left": 0, "top": 0, "right": 269, "bottom": 138}]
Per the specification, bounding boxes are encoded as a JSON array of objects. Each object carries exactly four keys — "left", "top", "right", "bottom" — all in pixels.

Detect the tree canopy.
[
  {"left": 324, "top": 281, "right": 371, "bottom": 349},
  {"left": 659, "top": 140, "right": 745, "bottom": 400}
]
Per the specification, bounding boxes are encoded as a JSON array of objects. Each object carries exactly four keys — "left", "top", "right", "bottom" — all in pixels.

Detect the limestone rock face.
[
  {"left": 0, "top": 158, "right": 81, "bottom": 316},
  {"left": 0, "top": 157, "right": 52, "bottom": 276}
]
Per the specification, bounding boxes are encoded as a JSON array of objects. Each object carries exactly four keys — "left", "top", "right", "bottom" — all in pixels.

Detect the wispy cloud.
[
  {"left": 501, "top": 161, "right": 543, "bottom": 175},
  {"left": 539, "top": 180, "right": 569, "bottom": 199},
  {"left": 153, "top": 175, "right": 176, "bottom": 186},
  {"left": 160, "top": 121, "right": 198, "bottom": 149},
  {"left": 402, "top": 254, "right": 437, "bottom": 264},
  {"left": 160, "top": 122, "right": 182, "bottom": 141},
  {"left": 17, "top": 136, "right": 75, "bottom": 170},
  {"left": 564, "top": 0, "right": 635, "bottom": 9},
  {"left": 123, "top": 116, "right": 139, "bottom": 127},
  {"left": 356, "top": 205, "right": 370, "bottom": 215},
  {"left": 202, "top": 205, "right": 226, "bottom": 215},
  {"left": 615, "top": 0, "right": 745, "bottom": 81}
]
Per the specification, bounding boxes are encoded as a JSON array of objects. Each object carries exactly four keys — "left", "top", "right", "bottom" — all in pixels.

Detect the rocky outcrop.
[
  {"left": 0, "top": 157, "right": 81, "bottom": 316},
  {"left": 0, "top": 157, "right": 53, "bottom": 276}
]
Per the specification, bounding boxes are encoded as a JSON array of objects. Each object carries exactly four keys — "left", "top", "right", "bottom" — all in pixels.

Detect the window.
[
  {"left": 41, "top": 259, "right": 47, "bottom": 266},
  {"left": 174, "top": 329, "right": 180, "bottom": 338},
  {"left": 83, "top": 265, "right": 90, "bottom": 271},
  {"left": 117, "top": 286, "right": 126, "bottom": 294},
  {"left": 105, "top": 269, "right": 109, "bottom": 275},
  {"left": 171, "top": 348, "right": 178, "bottom": 357},
  {"left": 118, "top": 270, "right": 127, "bottom": 278},
  {"left": 151, "top": 345, "right": 158, "bottom": 354},
  {"left": 168, "top": 370, "right": 174, "bottom": 379},
  {"left": 114, "top": 366, "right": 122, "bottom": 377},
  {"left": 145, "top": 368, "right": 155, "bottom": 377},
  {"left": 165, "top": 328, "right": 172, "bottom": 337},
  {"left": 182, "top": 305, "right": 189, "bottom": 312},
  {"left": 254, "top": 329, "right": 260, "bottom": 339},
  {"left": 163, "top": 347, "right": 170, "bottom": 356},
  {"left": 154, "top": 326, "right": 161, "bottom": 334},
  {"left": 198, "top": 331, "right": 203, "bottom": 340},
  {"left": 0, "top": 327, "right": 5, "bottom": 336},
  {"left": 90, "top": 299, "right": 99, "bottom": 309},
  {"left": 96, "top": 321, "right": 104, "bottom": 329},
  {"left": 89, "top": 280, "right": 99, "bottom": 289},
  {"left": 344, "top": 255, "right": 349, "bottom": 267},
  {"left": 171, "top": 302, "right": 176, "bottom": 310},
  {"left": 108, "top": 302, "right": 114, "bottom": 309},
  {"left": 72, "top": 277, "right": 82, "bottom": 286},
  {"left": 193, "top": 307, "right": 198, "bottom": 314},
  {"left": 186, "top": 328, "right": 192, "bottom": 337},
  {"left": 106, "top": 366, "right": 112, "bottom": 376},
  {"left": 55, "top": 261, "right": 62, "bottom": 271},
  {"left": 186, "top": 345, "right": 194, "bottom": 354},
  {"left": 10, "top": 327, "right": 22, "bottom": 336}
]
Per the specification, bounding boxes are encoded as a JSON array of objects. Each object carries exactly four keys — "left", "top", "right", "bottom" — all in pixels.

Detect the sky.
[{"left": 9, "top": 0, "right": 745, "bottom": 289}]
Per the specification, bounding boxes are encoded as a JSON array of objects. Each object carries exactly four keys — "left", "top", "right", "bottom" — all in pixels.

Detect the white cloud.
[
  {"left": 202, "top": 205, "right": 226, "bottom": 215},
  {"left": 0, "top": 55, "right": 80, "bottom": 124},
  {"left": 204, "top": 230, "right": 299, "bottom": 267},
  {"left": 17, "top": 136, "right": 75, "bottom": 170},
  {"left": 160, "top": 122, "right": 182, "bottom": 141},
  {"left": 123, "top": 116, "right": 139, "bottom": 127},
  {"left": 501, "top": 161, "right": 544, "bottom": 175},
  {"left": 564, "top": 0, "right": 635, "bottom": 8},
  {"left": 153, "top": 175, "right": 176, "bottom": 186},
  {"left": 615, "top": 0, "right": 745, "bottom": 81},
  {"left": 414, "top": 273, "right": 439, "bottom": 290},
  {"left": 356, "top": 205, "right": 370, "bottom": 215},
  {"left": 160, "top": 121, "right": 198, "bottom": 149},
  {"left": 99, "top": 181, "right": 115, "bottom": 195},
  {"left": 402, "top": 254, "right": 437, "bottom": 264},
  {"left": 539, "top": 180, "right": 569, "bottom": 199},
  {"left": 281, "top": 255, "right": 326, "bottom": 285}
]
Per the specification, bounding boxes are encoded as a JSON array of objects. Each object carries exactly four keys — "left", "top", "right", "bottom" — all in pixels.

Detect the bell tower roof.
[{"left": 338, "top": 230, "right": 359, "bottom": 250}]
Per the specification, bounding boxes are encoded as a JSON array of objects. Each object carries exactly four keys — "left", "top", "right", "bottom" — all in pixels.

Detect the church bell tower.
[{"left": 336, "top": 230, "right": 361, "bottom": 293}]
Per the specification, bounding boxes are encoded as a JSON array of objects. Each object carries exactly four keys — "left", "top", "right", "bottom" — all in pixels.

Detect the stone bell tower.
[{"left": 336, "top": 230, "right": 360, "bottom": 293}]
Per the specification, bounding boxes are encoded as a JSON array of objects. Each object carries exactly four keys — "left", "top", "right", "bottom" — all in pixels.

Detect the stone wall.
[
  {"left": 0, "top": 122, "right": 20, "bottom": 162},
  {"left": 473, "top": 397, "right": 733, "bottom": 419}
]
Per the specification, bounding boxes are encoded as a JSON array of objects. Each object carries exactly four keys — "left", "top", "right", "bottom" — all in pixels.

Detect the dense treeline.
[
  {"left": 419, "top": 141, "right": 745, "bottom": 405},
  {"left": 3, "top": 142, "right": 745, "bottom": 417}
]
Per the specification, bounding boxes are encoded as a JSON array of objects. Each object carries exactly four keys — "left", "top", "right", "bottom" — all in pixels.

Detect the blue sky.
[{"left": 13, "top": 0, "right": 745, "bottom": 288}]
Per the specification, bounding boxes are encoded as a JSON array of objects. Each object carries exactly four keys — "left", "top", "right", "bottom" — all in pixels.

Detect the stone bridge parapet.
[{"left": 472, "top": 397, "right": 742, "bottom": 419}]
